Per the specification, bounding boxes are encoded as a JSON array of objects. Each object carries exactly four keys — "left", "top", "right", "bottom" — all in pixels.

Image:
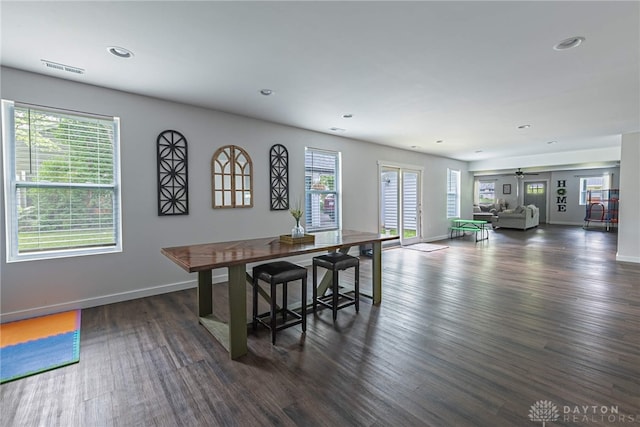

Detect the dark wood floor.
[{"left": 2, "top": 225, "right": 639, "bottom": 427}]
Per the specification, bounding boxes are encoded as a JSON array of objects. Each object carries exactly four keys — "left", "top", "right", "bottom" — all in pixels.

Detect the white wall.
[
  {"left": 0, "top": 67, "right": 468, "bottom": 321},
  {"left": 617, "top": 132, "right": 640, "bottom": 263},
  {"left": 547, "top": 168, "right": 620, "bottom": 226}
]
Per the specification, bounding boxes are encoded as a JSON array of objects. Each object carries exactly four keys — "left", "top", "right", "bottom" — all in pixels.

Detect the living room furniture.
[
  {"left": 472, "top": 212, "right": 498, "bottom": 225},
  {"left": 450, "top": 219, "right": 489, "bottom": 242},
  {"left": 161, "top": 230, "right": 399, "bottom": 359},
  {"left": 312, "top": 252, "right": 360, "bottom": 321},
  {"left": 252, "top": 261, "right": 307, "bottom": 345},
  {"left": 495, "top": 205, "right": 539, "bottom": 230},
  {"left": 473, "top": 199, "right": 506, "bottom": 226}
]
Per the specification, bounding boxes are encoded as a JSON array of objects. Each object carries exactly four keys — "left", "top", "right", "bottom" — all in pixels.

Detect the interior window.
[
  {"left": 1, "top": 100, "right": 122, "bottom": 262},
  {"left": 304, "top": 148, "right": 340, "bottom": 231}
]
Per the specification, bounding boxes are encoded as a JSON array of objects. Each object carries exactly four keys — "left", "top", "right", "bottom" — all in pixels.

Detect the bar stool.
[
  {"left": 252, "top": 261, "right": 307, "bottom": 345},
  {"left": 312, "top": 252, "right": 359, "bottom": 321}
]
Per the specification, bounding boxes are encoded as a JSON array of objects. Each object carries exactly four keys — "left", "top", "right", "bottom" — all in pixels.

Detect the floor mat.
[
  {"left": 1, "top": 310, "right": 81, "bottom": 383},
  {"left": 403, "top": 243, "right": 449, "bottom": 252}
]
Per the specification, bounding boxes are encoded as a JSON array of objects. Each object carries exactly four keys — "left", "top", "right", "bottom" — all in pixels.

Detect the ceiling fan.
[{"left": 513, "top": 168, "right": 539, "bottom": 179}]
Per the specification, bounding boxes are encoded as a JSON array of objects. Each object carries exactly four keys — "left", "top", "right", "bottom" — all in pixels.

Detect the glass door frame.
[{"left": 378, "top": 161, "right": 423, "bottom": 246}]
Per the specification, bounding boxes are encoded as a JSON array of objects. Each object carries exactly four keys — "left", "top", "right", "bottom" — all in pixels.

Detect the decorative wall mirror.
[
  {"left": 269, "top": 144, "right": 289, "bottom": 210},
  {"left": 157, "top": 130, "right": 189, "bottom": 216},
  {"left": 211, "top": 145, "right": 253, "bottom": 208}
]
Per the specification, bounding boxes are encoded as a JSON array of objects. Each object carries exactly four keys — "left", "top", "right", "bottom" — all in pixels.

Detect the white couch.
[
  {"left": 473, "top": 198, "right": 507, "bottom": 224},
  {"left": 495, "top": 205, "right": 539, "bottom": 230}
]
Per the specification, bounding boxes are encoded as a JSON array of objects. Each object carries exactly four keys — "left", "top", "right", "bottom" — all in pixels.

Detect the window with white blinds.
[
  {"left": 2, "top": 100, "right": 122, "bottom": 261},
  {"left": 579, "top": 175, "right": 609, "bottom": 205},
  {"left": 304, "top": 148, "right": 340, "bottom": 231},
  {"left": 446, "top": 168, "right": 460, "bottom": 218}
]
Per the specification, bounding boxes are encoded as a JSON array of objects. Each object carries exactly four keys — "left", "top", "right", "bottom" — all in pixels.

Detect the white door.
[
  {"left": 401, "top": 170, "right": 421, "bottom": 245},
  {"left": 380, "top": 166, "right": 422, "bottom": 245}
]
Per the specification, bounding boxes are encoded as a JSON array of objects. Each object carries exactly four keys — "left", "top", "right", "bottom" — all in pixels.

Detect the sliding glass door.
[{"left": 380, "top": 165, "right": 422, "bottom": 245}]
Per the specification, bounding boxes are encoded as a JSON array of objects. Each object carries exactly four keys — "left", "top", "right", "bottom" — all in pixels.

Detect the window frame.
[
  {"left": 446, "top": 168, "right": 460, "bottom": 218},
  {"left": 304, "top": 147, "right": 340, "bottom": 232},
  {"left": 478, "top": 180, "right": 495, "bottom": 204},
  {"left": 579, "top": 176, "right": 606, "bottom": 205},
  {"left": 2, "top": 100, "right": 122, "bottom": 262}
]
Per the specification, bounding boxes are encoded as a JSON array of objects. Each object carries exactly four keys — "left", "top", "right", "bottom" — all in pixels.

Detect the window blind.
[
  {"left": 447, "top": 168, "right": 460, "bottom": 218},
  {"left": 304, "top": 148, "right": 339, "bottom": 231},
  {"left": 3, "top": 101, "right": 121, "bottom": 260}
]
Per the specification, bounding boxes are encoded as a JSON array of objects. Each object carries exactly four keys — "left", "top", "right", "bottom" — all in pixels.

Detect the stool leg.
[
  {"left": 252, "top": 276, "right": 258, "bottom": 331},
  {"left": 282, "top": 281, "right": 288, "bottom": 323},
  {"left": 355, "top": 262, "right": 360, "bottom": 313},
  {"left": 271, "top": 281, "right": 277, "bottom": 345},
  {"left": 312, "top": 263, "right": 318, "bottom": 314},
  {"left": 332, "top": 269, "right": 339, "bottom": 322},
  {"left": 301, "top": 276, "right": 307, "bottom": 332}
]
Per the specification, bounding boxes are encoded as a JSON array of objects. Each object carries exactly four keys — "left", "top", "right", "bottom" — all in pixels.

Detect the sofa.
[
  {"left": 495, "top": 204, "right": 539, "bottom": 230},
  {"left": 473, "top": 199, "right": 507, "bottom": 225}
]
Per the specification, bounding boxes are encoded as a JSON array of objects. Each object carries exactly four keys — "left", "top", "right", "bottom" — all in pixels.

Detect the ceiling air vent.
[{"left": 41, "top": 60, "right": 85, "bottom": 75}]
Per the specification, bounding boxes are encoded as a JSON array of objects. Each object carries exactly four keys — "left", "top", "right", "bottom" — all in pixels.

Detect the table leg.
[
  {"left": 227, "top": 264, "right": 248, "bottom": 359},
  {"left": 197, "top": 269, "right": 212, "bottom": 317},
  {"left": 198, "top": 264, "right": 248, "bottom": 360},
  {"left": 371, "top": 241, "right": 382, "bottom": 304}
]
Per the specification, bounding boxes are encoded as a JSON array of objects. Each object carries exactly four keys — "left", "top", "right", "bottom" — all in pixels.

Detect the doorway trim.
[
  {"left": 522, "top": 178, "right": 549, "bottom": 224},
  {"left": 377, "top": 161, "right": 424, "bottom": 246}
]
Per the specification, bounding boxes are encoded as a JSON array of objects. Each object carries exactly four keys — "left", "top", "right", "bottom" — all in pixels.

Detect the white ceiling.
[{"left": 1, "top": 1, "right": 639, "bottom": 164}]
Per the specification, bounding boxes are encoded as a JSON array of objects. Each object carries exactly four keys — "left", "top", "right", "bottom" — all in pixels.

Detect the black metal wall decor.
[
  {"left": 157, "top": 130, "right": 189, "bottom": 216},
  {"left": 269, "top": 144, "right": 289, "bottom": 210}
]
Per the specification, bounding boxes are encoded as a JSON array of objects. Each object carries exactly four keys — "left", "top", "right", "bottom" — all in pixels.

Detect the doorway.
[
  {"left": 523, "top": 181, "right": 547, "bottom": 223},
  {"left": 380, "top": 165, "right": 422, "bottom": 245}
]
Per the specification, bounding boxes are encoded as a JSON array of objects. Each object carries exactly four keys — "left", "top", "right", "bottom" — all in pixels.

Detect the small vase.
[{"left": 291, "top": 220, "right": 305, "bottom": 238}]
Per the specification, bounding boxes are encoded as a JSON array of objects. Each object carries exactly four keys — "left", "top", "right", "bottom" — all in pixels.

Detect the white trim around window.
[
  {"left": 2, "top": 100, "right": 123, "bottom": 262},
  {"left": 446, "top": 168, "right": 460, "bottom": 218}
]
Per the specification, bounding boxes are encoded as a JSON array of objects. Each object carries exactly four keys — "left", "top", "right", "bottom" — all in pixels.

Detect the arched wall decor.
[
  {"left": 269, "top": 144, "right": 289, "bottom": 210},
  {"left": 157, "top": 130, "right": 189, "bottom": 216},
  {"left": 211, "top": 145, "right": 253, "bottom": 208}
]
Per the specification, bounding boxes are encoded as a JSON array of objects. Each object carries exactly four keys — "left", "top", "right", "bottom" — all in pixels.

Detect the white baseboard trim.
[
  {"left": 616, "top": 253, "right": 640, "bottom": 264},
  {"left": 0, "top": 279, "right": 197, "bottom": 323}
]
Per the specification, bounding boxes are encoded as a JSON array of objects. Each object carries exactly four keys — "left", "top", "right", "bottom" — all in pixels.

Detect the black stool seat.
[
  {"left": 252, "top": 261, "right": 307, "bottom": 344},
  {"left": 254, "top": 261, "right": 308, "bottom": 283},
  {"left": 313, "top": 252, "right": 360, "bottom": 270},
  {"left": 312, "top": 252, "right": 360, "bottom": 321}
]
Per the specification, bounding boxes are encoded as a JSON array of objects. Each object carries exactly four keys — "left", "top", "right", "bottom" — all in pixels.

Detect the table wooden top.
[{"left": 161, "top": 229, "right": 399, "bottom": 273}]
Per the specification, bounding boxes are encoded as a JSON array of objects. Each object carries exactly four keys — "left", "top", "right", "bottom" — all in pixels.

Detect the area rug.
[
  {"left": 404, "top": 243, "right": 449, "bottom": 252},
  {"left": 1, "top": 310, "right": 81, "bottom": 384}
]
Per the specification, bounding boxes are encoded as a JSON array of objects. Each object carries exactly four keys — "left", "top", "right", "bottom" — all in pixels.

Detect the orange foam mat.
[{"left": 1, "top": 311, "right": 81, "bottom": 347}]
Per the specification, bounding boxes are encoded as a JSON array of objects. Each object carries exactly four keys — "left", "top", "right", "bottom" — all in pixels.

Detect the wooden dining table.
[{"left": 161, "top": 229, "right": 399, "bottom": 359}]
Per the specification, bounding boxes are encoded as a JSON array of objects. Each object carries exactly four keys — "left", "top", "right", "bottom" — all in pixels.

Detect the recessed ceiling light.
[
  {"left": 107, "top": 46, "right": 134, "bottom": 58},
  {"left": 259, "top": 89, "right": 273, "bottom": 96},
  {"left": 342, "top": 114, "right": 353, "bottom": 119},
  {"left": 518, "top": 124, "right": 531, "bottom": 129},
  {"left": 553, "top": 36, "right": 585, "bottom": 51},
  {"left": 329, "top": 127, "right": 346, "bottom": 132},
  {"left": 435, "top": 140, "right": 444, "bottom": 144}
]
